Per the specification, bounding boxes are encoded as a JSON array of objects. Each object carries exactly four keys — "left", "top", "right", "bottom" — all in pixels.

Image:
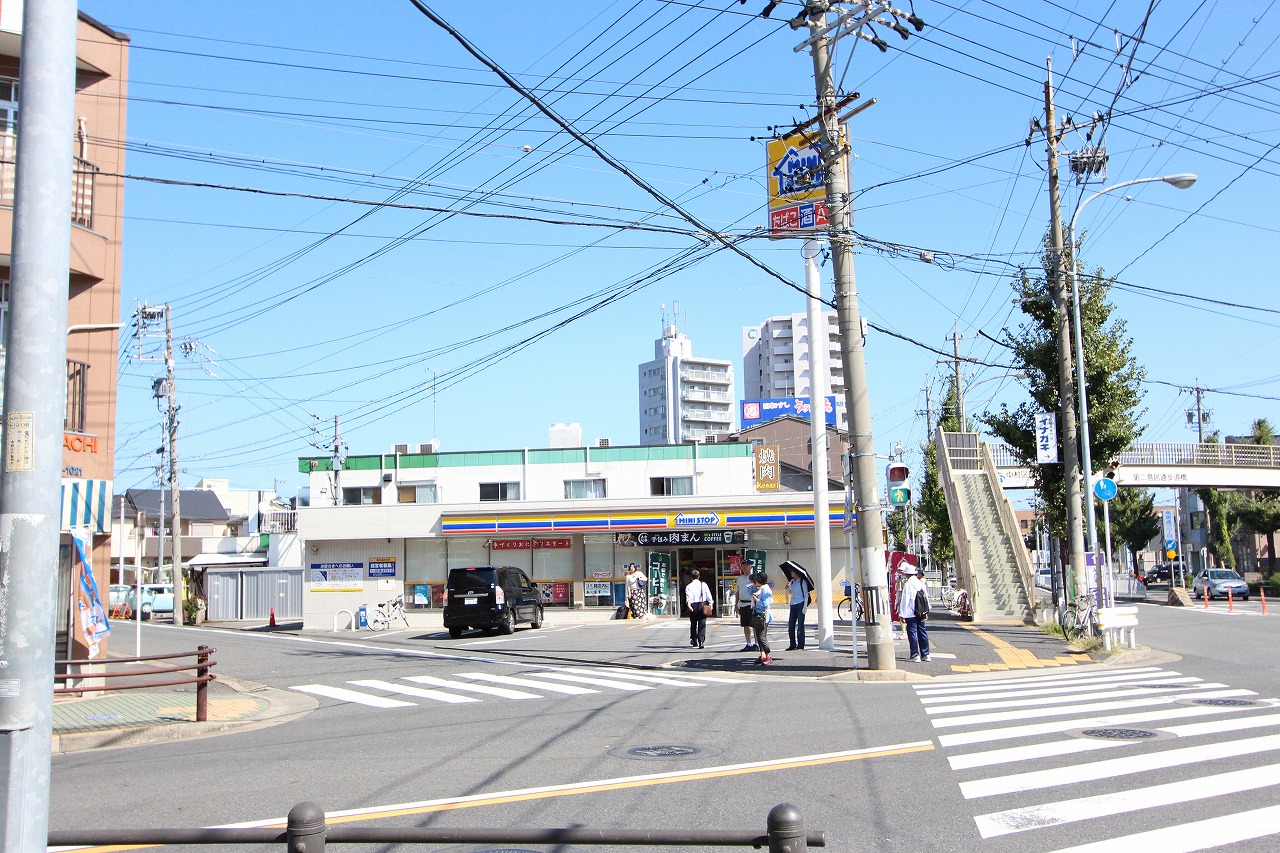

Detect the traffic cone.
[
  {"left": 1228, "top": 588, "right": 1234, "bottom": 612},
  {"left": 268, "top": 607, "right": 277, "bottom": 628},
  {"left": 1263, "top": 589, "right": 1269, "bottom": 616}
]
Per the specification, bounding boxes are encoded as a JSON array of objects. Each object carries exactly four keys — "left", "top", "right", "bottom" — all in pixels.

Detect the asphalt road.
[{"left": 50, "top": 604, "right": 1280, "bottom": 852}]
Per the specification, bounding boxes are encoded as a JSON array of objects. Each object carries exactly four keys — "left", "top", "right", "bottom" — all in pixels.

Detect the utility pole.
[
  {"left": 0, "top": 1, "right": 78, "bottom": 848},
  {"left": 1186, "top": 385, "right": 1211, "bottom": 443},
  {"left": 945, "top": 322, "right": 965, "bottom": 431},
  {"left": 164, "top": 305, "right": 184, "bottom": 624},
  {"left": 331, "top": 415, "right": 345, "bottom": 506},
  {"left": 1040, "top": 59, "right": 1089, "bottom": 601},
  {"left": 797, "top": 3, "right": 922, "bottom": 670}
]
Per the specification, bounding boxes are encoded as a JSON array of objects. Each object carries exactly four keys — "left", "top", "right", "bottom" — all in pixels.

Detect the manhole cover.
[
  {"left": 627, "top": 745, "right": 700, "bottom": 758},
  {"left": 1193, "top": 698, "right": 1259, "bottom": 707},
  {"left": 1080, "top": 727, "right": 1158, "bottom": 740}
]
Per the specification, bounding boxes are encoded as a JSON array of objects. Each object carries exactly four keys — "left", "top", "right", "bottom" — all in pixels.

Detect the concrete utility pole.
[
  {"left": 950, "top": 322, "right": 965, "bottom": 431},
  {"left": 331, "top": 415, "right": 345, "bottom": 506},
  {"left": 164, "top": 305, "right": 184, "bottom": 624},
  {"left": 804, "top": 8, "right": 895, "bottom": 670},
  {"left": 0, "top": 0, "right": 78, "bottom": 848},
  {"left": 1042, "top": 59, "right": 1089, "bottom": 601}
]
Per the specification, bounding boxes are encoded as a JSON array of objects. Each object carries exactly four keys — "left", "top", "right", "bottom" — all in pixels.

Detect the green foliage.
[
  {"left": 1105, "top": 488, "right": 1160, "bottom": 569},
  {"left": 918, "top": 383, "right": 960, "bottom": 566},
  {"left": 979, "top": 256, "right": 1146, "bottom": 538}
]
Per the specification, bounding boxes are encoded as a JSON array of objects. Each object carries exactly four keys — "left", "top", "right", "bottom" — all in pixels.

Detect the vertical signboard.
[
  {"left": 766, "top": 129, "right": 845, "bottom": 237},
  {"left": 648, "top": 552, "right": 672, "bottom": 599},
  {"left": 1034, "top": 412, "right": 1059, "bottom": 464},
  {"left": 754, "top": 443, "right": 780, "bottom": 492}
]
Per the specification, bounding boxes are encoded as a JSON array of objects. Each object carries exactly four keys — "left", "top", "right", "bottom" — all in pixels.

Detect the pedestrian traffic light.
[
  {"left": 887, "top": 463, "right": 909, "bottom": 487},
  {"left": 890, "top": 486, "right": 911, "bottom": 505}
]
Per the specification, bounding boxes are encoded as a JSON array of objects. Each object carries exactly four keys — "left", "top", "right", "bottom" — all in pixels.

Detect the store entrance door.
[{"left": 675, "top": 548, "right": 716, "bottom": 616}]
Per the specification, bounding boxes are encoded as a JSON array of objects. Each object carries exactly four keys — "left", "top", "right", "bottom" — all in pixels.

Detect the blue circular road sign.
[{"left": 1093, "top": 477, "right": 1118, "bottom": 501}]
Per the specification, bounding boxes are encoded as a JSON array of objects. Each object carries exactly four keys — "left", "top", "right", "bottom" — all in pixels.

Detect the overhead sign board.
[
  {"left": 766, "top": 129, "right": 845, "bottom": 238},
  {"left": 741, "top": 396, "right": 842, "bottom": 428}
]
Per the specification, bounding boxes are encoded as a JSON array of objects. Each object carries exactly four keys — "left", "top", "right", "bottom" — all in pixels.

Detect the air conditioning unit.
[
  {"left": 418, "top": 441, "right": 438, "bottom": 454},
  {"left": 595, "top": 437, "right": 611, "bottom": 448},
  {"left": 392, "top": 443, "right": 410, "bottom": 454}
]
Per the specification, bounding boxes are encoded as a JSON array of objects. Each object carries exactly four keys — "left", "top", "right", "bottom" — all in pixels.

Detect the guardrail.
[
  {"left": 989, "top": 440, "right": 1280, "bottom": 469},
  {"left": 48, "top": 801, "right": 823, "bottom": 850},
  {"left": 53, "top": 646, "right": 217, "bottom": 722}
]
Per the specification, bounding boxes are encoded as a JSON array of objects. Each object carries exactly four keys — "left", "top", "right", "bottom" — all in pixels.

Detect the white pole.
[
  {"left": 804, "top": 239, "right": 835, "bottom": 651},
  {"left": 1103, "top": 500, "right": 1114, "bottom": 604},
  {"left": 134, "top": 509, "right": 143, "bottom": 657}
]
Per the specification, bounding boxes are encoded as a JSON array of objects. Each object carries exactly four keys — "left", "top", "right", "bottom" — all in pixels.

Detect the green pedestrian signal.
[{"left": 890, "top": 487, "right": 911, "bottom": 505}]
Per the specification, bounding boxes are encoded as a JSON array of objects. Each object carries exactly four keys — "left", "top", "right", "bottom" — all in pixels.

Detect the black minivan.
[{"left": 443, "top": 566, "right": 544, "bottom": 638}]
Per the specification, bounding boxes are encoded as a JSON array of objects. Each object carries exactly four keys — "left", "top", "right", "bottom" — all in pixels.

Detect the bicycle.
[
  {"left": 1060, "top": 595, "right": 1098, "bottom": 639},
  {"left": 837, "top": 584, "right": 864, "bottom": 622},
  {"left": 367, "top": 594, "right": 410, "bottom": 631}
]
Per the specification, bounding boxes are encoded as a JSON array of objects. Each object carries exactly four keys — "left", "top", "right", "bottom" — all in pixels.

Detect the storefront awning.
[
  {"left": 187, "top": 554, "right": 270, "bottom": 568},
  {"left": 442, "top": 505, "right": 848, "bottom": 536},
  {"left": 60, "top": 478, "right": 113, "bottom": 534}
]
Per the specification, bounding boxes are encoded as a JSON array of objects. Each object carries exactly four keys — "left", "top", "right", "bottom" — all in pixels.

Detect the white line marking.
[
  {"left": 289, "top": 685, "right": 415, "bottom": 708},
  {"left": 1043, "top": 803, "right": 1280, "bottom": 853},
  {"left": 917, "top": 673, "right": 1198, "bottom": 702},
  {"left": 926, "top": 682, "right": 1224, "bottom": 715},
  {"left": 962, "top": 732, "right": 1280, "bottom": 799},
  {"left": 1162, "top": 712, "right": 1280, "bottom": 738},
  {"left": 938, "top": 699, "right": 1278, "bottom": 747},
  {"left": 949, "top": 737, "right": 1129, "bottom": 770},
  {"left": 523, "top": 672, "right": 654, "bottom": 691},
  {"left": 973, "top": 762, "right": 1280, "bottom": 838},
  {"left": 931, "top": 688, "right": 1257, "bottom": 728},
  {"left": 552, "top": 669, "right": 704, "bottom": 688},
  {"left": 347, "top": 679, "right": 479, "bottom": 704},
  {"left": 456, "top": 673, "right": 598, "bottom": 695},
  {"left": 914, "top": 666, "right": 1164, "bottom": 692},
  {"left": 401, "top": 675, "right": 541, "bottom": 700}
]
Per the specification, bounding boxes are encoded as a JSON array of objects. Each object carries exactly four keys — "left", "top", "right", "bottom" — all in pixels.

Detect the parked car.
[
  {"left": 108, "top": 584, "right": 132, "bottom": 609},
  {"left": 1191, "top": 569, "right": 1250, "bottom": 601},
  {"left": 443, "top": 566, "right": 543, "bottom": 638},
  {"left": 1034, "top": 567, "right": 1053, "bottom": 589},
  {"left": 125, "top": 584, "right": 175, "bottom": 620}
]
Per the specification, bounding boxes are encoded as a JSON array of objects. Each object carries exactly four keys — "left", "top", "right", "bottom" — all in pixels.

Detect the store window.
[
  {"left": 480, "top": 481, "right": 521, "bottom": 501},
  {"left": 564, "top": 478, "right": 606, "bottom": 499},
  {"left": 650, "top": 476, "right": 693, "bottom": 496},
  {"left": 405, "top": 538, "right": 446, "bottom": 608},
  {"left": 397, "top": 483, "right": 438, "bottom": 504},
  {"left": 342, "top": 486, "right": 381, "bottom": 505}
]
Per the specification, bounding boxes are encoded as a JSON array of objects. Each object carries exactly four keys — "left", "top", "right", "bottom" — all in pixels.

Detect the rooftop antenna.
[{"left": 673, "top": 298, "right": 681, "bottom": 332}]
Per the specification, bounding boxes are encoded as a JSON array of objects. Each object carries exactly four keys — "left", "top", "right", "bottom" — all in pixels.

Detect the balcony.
[
  {"left": 0, "top": 131, "right": 98, "bottom": 229},
  {"left": 680, "top": 388, "right": 731, "bottom": 403},
  {"left": 680, "top": 368, "right": 731, "bottom": 384},
  {"left": 681, "top": 407, "right": 733, "bottom": 424}
]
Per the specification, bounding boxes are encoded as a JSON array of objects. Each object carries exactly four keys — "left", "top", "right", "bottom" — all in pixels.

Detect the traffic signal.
[
  {"left": 890, "top": 486, "right": 911, "bottom": 506},
  {"left": 887, "top": 463, "right": 909, "bottom": 487}
]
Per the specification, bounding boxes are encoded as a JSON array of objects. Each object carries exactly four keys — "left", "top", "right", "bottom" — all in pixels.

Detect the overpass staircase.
[{"left": 936, "top": 430, "right": 1035, "bottom": 624}]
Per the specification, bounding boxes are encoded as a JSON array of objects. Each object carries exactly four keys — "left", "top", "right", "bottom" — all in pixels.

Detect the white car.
[{"left": 125, "top": 584, "right": 175, "bottom": 620}]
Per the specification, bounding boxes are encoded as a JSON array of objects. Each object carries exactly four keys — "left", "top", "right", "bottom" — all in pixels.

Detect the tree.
[
  {"left": 918, "top": 383, "right": 961, "bottom": 567},
  {"left": 1104, "top": 487, "right": 1160, "bottom": 572},
  {"left": 979, "top": 252, "right": 1147, "bottom": 540},
  {"left": 1231, "top": 418, "right": 1279, "bottom": 572}
]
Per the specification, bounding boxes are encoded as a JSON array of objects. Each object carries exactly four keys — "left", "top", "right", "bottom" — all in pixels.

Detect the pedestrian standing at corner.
[
  {"left": 736, "top": 568, "right": 757, "bottom": 651},
  {"left": 685, "top": 569, "right": 713, "bottom": 649},
  {"left": 898, "top": 566, "right": 931, "bottom": 662},
  {"left": 785, "top": 566, "right": 811, "bottom": 651},
  {"left": 750, "top": 571, "right": 774, "bottom": 664},
  {"left": 625, "top": 563, "right": 648, "bottom": 620}
]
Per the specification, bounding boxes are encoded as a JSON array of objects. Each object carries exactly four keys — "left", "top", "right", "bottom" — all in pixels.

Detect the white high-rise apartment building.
[
  {"left": 742, "top": 312, "right": 846, "bottom": 430},
  {"left": 638, "top": 324, "right": 735, "bottom": 445}
]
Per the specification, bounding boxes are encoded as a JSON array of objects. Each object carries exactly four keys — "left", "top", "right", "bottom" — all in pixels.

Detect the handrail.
[
  {"left": 935, "top": 428, "right": 975, "bottom": 616},
  {"left": 989, "top": 440, "right": 1280, "bottom": 469},
  {"left": 49, "top": 801, "right": 824, "bottom": 849},
  {"left": 53, "top": 646, "right": 216, "bottom": 722}
]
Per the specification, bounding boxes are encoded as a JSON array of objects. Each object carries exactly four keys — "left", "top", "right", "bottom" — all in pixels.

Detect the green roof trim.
[{"left": 298, "top": 443, "right": 750, "bottom": 473}]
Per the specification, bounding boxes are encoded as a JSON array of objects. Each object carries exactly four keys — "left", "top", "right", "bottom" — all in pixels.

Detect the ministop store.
[{"left": 295, "top": 442, "right": 855, "bottom": 628}]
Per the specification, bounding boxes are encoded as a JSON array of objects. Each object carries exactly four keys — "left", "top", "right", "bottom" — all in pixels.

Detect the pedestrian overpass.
[{"left": 987, "top": 441, "right": 1280, "bottom": 490}]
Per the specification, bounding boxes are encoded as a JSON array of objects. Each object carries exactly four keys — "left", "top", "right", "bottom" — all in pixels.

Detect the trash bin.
[{"left": 357, "top": 605, "right": 368, "bottom": 628}]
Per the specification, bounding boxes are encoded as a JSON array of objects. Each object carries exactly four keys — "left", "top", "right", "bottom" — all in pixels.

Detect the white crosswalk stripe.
[
  {"left": 914, "top": 665, "right": 1280, "bottom": 851},
  {"left": 290, "top": 665, "right": 744, "bottom": 709}
]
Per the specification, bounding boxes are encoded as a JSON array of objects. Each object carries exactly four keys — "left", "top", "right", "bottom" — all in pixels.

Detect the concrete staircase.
[
  {"left": 936, "top": 430, "right": 1035, "bottom": 624},
  {"left": 951, "top": 472, "right": 1033, "bottom": 622}
]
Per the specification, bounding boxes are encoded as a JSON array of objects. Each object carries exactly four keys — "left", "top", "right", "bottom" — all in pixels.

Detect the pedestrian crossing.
[
  {"left": 291, "top": 665, "right": 749, "bottom": 709},
  {"left": 913, "top": 665, "right": 1280, "bottom": 851}
]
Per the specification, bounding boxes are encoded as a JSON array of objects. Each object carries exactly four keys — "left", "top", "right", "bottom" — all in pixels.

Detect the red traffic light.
[{"left": 887, "top": 464, "right": 909, "bottom": 485}]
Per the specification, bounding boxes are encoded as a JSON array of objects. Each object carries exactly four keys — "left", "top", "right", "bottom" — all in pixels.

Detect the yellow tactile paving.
[{"left": 951, "top": 624, "right": 1084, "bottom": 673}]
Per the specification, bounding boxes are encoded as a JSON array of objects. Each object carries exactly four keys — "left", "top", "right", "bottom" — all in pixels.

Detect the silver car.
[{"left": 1191, "top": 569, "right": 1250, "bottom": 601}]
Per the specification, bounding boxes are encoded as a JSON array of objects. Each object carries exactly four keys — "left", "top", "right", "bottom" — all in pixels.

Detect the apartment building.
[
  {"left": 0, "top": 8, "right": 129, "bottom": 658},
  {"left": 638, "top": 323, "right": 735, "bottom": 445},
  {"left": 742, "top": 312, "right": 846, "bottom": 431}
]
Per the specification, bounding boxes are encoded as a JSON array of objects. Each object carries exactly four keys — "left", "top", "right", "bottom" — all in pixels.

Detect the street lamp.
[{"left": 1068, "top": 173, "right": 1197, "bottom": 601}]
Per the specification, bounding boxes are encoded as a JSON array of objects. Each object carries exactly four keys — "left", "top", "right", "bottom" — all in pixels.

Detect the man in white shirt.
[
  {"left": 897, "top": 566, "right": 931, "bottom": 662},
  {"left": 736, "top": 569, "right": 757, "bottom": 651},
  {"left": 684, "top": 569, "right": 713, "bottom": 649}
]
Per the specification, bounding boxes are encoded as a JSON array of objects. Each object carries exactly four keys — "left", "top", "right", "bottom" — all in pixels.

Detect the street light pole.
[{"left": 1067, "top": 173, "right": 1197, "bottom": 603}]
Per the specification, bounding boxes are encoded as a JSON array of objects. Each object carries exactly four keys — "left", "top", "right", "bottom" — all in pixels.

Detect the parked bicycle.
[
  {"left": 368, "top": 594, "right": 410, "bottom": 631},
  {"left": 837, "top": 584, "right": 864, "bottom": 622},
  {"left": 1061, "top": 594, "right": 1099, "bottom": 639}
]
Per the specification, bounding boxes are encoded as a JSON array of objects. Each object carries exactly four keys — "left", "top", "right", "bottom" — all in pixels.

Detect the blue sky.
[{"left": 81, "top": 1, "right": 1279, "bottom": 500}]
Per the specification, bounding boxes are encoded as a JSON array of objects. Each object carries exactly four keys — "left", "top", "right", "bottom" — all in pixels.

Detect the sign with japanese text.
[
  {"left": 755, "top": 443, "right": 780, "bottom": 491},
  {"left": 1034, "top": 412, "right": 1058, "bottom": 464},
  {"left": 489, "top": 538, "right": 571, "bottom": 550},
  {"left": 631, "top": 530, "right": 747, "bottom": 546},
  {"left": 368, "top": 557, "right": 397, "bottom": 578},
  {"left": 766, "top": 130, "right": 841, "bottom": 237},
  {"left": 741, "top": 396, "right": 842, "bottom": 427},
  {"left": 310, "top": 562, "right": 362, "bottom": 591}
]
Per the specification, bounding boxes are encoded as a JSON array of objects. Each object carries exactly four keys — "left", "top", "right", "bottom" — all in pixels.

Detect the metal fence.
[
  {"left": 49, "top": 801, "right": 823, "bottom": 850},
  {"left": 989, "top": 440, "right": 1280, "bottom": 469},
  {"left": 53, "top": 645, "right": 217, "bottom": 721}
]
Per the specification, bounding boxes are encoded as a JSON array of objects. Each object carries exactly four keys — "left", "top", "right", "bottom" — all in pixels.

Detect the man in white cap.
[{"left": 897, "top": 566, "right": 931, "bottom": 662}]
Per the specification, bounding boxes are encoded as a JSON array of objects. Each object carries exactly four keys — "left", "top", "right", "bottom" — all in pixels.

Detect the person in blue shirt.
[
  {"left": 785, "top": 566, "right": 811, "bottom": 651},
  {"left": 750, "top": 571, "right": 774, "bottom": 665}
]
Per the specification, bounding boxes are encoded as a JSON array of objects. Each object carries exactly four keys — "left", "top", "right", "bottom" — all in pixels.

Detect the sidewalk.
[{"left": 51, "top": 610, "right": 1139, "bottom": 753}]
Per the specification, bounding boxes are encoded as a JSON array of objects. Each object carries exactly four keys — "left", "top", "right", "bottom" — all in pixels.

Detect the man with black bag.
[{"left": 897, "top": 566, "right": 931, "bottom": 662}]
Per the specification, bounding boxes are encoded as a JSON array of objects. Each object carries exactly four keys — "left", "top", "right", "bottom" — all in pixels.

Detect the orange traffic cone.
[{"left": 268, "top": 607, "right": 277, "bottom": 627}]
